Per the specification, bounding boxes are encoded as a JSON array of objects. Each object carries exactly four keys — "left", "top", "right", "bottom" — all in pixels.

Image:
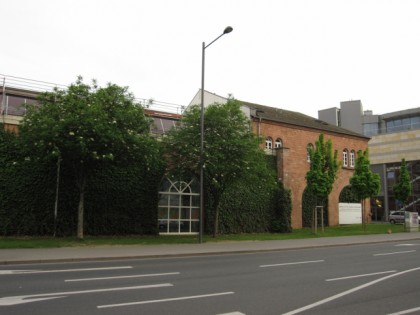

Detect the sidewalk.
[{"left": 1, "top": 232, "right": 420, "bottom": 265}]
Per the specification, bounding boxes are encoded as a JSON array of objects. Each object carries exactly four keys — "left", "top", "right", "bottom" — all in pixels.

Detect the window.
[
  {"left": 307, "top": 143, "right": 314, "bottom": 163},
  {"left": 274, "top": 138, "right": 283, "bottom": 148},
  {"left": 158, "top": 177, "right": 200, "bottom": 234},
  {"left": 265, "top": 137, "right": 273, "bottom": 150},
  {"left": 363, "top": 123, "right": 379, "bottom": 136},
  {"left": 343, "top": 149, "right": 348, "bottom": 167},
  {"left": 350, "top": 150, "right": 355, "bottom": 167}
]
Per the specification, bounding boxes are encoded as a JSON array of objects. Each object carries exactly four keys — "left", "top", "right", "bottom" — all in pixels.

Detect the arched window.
[
  {"left": 307, "top": 143, "right": 314, "bottom": 163},
  {"left": 275, "top": 138, "right": 283, "bottom": 148},
  {"left": 343, "top": 149, "right": 349, "bottom": 167},
  {"left": 350, "top": 150, "right": 355, "bottom": 167},
  {"left": 265, "top": 137, "right": 273, "bottom": 150},
  {"left": 158, "top": 177, "right": 200, "bottom": 234}
]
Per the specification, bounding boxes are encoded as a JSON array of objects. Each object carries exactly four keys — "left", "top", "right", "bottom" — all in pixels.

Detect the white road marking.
[
  {"left": 65, "top": 272, "right": 180, "bottom": 282},
  {"left": 388, "top": 306, "right": 420, "bottom": 314},
  {"left": 0, "top": 284, "right": 172, "bottom": 306},
  {"left": 281, "top": 266, "right": 420, "bottom": 315},
  {"left": 260, "top": 260, "right": 324, "bottom": 268},
  {"left": 374, "top": 250, "right": 416, "bottom": 256},
  {"left": 216, "top": 312, "right": 246, "bottom": 315},
  {"left": 0, "top": 266, "right": 132, "bottom": 275},
  {"left": 0, "top": 296, "right": 65, "bottom": 306},
  {"left": 0, "top": 270, "right": 35, "bottom": 275},
  {"left": 326, "top": 270, "right": 397, "bottom": 281},
  {"left": 97, "top": 291, "right": 235, "bottom": 309},
  {"left": 395, "top": 244, "right": 420, "bottom": 247}
]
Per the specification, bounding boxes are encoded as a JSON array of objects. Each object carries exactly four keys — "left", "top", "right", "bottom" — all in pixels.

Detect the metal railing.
[{"left": 1, "top": 74, "right": 185, "bottom": 115}]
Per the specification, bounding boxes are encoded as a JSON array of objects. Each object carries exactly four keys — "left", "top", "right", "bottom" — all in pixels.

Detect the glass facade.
[
  {"left": 363, "top": 123, "right": 379, "bottom": 136},
  {"left": 372, "top": 160, "right": 420, "bottom": 221},
  {"left": 386, "top": 116, "right": 420, "bottom": 133},
  {"left": 0, "top": 93, "right": 38, "bottom": 116}
]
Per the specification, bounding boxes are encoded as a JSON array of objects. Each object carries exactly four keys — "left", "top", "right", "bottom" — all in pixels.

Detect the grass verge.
[{"left": 0, "top": 224, "right": 410, "bottom": 249}]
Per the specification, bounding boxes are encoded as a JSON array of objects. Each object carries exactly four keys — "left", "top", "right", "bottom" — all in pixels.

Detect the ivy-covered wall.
[
  {"left": 302, "top": 187, "right": 328, "bottom": 228},
  {"left": 1, "top": 127, "right": 292, "bottom": 236},
  {"left": 204, "top": 156, "right": 292, "bottom": 234},
  {"left": 0, "top": 126, "right": 165, "bottom": 236}
]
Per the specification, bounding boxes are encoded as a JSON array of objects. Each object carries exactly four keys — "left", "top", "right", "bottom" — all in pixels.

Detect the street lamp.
[{"left": 199, "top": 26, "right": 233, "bottom": 243}]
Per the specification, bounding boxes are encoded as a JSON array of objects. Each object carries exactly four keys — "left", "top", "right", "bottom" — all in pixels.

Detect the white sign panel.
[{"left": 339, "top": 203, "right": 362, "bottom": 224}]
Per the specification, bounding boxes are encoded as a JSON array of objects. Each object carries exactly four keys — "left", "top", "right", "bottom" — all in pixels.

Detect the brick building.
[
  {"left": 247, "top": 103, "right": 369, "bottom": 228},
  {"left": 190, "top": 90, "right": 370, "bottom": 229}
]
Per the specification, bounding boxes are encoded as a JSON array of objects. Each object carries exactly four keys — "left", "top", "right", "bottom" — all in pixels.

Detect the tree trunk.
[
  {"left": 77, "top": 176, "right": 86, "bottom": 240},
  {"left": 361, "top": 198, "right": 366, "bottom": 232},
  {"left": 212, "top": 192, "right": 223, "bottom": 238},
  {"left": 213, "top": 203, "right": 220, "bottom": 238},
  {"left": 77, "top": 189, "right": 85, "bottom": 239}
]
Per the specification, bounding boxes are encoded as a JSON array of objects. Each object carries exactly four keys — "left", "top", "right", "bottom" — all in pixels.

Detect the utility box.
[{"left": 405, "top": 212, "right": 419, "bottom": 232}]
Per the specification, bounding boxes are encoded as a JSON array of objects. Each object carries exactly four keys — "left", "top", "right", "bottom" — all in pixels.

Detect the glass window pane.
[
  {"left": 170, "top": 208, "right": 179, "bottom": 219},
  {"left": 191, "top": 208, "right": 199, "bottom": 220},
  {"left": 169, "top": 221, "right": 179, "bottom": 233},
  {"left": 191, "top": 221, "right": 199, "bottom": 232},
  {"left": 158, "top": 207, "right": 168, "bottom": 219}
]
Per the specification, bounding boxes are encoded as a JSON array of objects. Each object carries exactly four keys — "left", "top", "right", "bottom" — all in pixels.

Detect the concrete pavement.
[{"left": 1, "top": 231, "right": 420, "bottom": 265}]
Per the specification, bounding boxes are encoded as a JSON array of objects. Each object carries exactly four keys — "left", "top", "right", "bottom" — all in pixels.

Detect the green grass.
[{"left": 0, "top": 223, "right": 410, "bottom": 249}]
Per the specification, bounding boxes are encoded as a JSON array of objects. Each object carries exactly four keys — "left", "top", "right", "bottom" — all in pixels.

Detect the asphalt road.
[{"left": 1, "top": 240, "right": 420, "bottom": 315}]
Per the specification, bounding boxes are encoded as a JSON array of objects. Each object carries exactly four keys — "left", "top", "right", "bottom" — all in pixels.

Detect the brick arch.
[
  {"left": 301, "top": 186, "right": 328, "bottom": 227},
  {"left": 327, "top": 168, "right": 356, "bottom": 226}
]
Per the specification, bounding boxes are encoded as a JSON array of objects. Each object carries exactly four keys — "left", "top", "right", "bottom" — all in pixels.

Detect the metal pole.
[
  {"left": 199, "top": 26, "right": 233, "bottom": 244},
  {"left": 53, "top": 156, "right": 61, "bottom": 237},
  {"left": 199, "top": 41, "right": 205, "bottom": 244}
]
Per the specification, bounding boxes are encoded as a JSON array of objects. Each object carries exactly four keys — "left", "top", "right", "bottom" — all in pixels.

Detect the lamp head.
[{"left": 223, "top": 26, "right": 233, "bottom": 34}]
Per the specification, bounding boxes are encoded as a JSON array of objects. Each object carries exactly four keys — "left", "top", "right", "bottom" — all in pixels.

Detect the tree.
[
  {"left": 305, "top": 134, "right": 339, "bottom": 228},
  {"left": 393, "top": 158, "right": 412, "bottom": 210},
  {"left": 349, "top": 149, "right": 381, "bottom": 230},
  {"left": 164, "top": 99, "right": 273, "bottom": 237},
  {"left": 19, "top": 77, "right": 160, "bottom": 239}
]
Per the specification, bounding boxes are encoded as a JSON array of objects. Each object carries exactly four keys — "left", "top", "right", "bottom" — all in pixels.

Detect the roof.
[{"left": 240, "top": 101, "right": 369, "bottom": 139}]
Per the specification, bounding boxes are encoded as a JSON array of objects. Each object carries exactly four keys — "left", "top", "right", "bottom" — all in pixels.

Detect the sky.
[{"left": 2, "top": 0, "right": 420, "bottom": 118}]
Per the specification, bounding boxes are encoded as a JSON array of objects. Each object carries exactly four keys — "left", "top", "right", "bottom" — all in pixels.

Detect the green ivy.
[
  {"left": 0, "top": 125, "right": 165, "bottom": 236},
  {"left": 302, "top": 187, "right": 328, "bottom": 228}
]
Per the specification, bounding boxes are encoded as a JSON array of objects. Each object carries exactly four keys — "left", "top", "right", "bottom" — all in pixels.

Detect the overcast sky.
[{"left": 2, "top": 0, "right": 420, "bottom": 117}]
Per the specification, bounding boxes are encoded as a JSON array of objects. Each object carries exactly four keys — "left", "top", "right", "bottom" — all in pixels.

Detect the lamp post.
[{"left": 199, "top": 26, "right": 233, "bottom": 243}]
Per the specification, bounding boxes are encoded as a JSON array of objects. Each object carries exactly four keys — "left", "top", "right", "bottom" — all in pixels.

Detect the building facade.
[
  {"left": 191, "top": 91, "right": 370, "bottom": 229},
  {"left": 318, "top": 100, "right": 420, "bottom": 221},
  {"left": 1, "top": 75, "right": 182, "bottom": 136}
]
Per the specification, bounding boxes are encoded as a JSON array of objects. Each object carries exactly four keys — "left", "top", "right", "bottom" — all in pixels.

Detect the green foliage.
[
  {"left": 203, "top": 157, "right": 292, "bottom": 234},
  {"left": 306, "top": 134, "right": 339, "bottom": 199},
  {"left": 304, "top": 134, "right": 337, "bottom": 227},
  {"left": 18, "top": 78, "right": 160, "bottom": 238},
  {"left": 0, "top": 148, "right": 165, "bottom": 236},
  {"left": 393, "top": 158, "right": 412, "bottom": 207},
  {"left": 349, "top": 149, "right": 381, "bottom": 230},
  {"left": 350, "top": 149, "right": 381, "bottom": 201},
  {"left": 302, "top": 187, "right": 328, "bottom": 227},
  {"left": 1, "top": 78, "right": 165, "bottom": 237},
  {"left": 1, "top": 95, "right": 293, "bottom": 237},
  {"left": 339, "top": 185, "right": 360, "bottom": 203},
  {"left": 165, "top": 99, "right": 276, "bottom": 236},
  {"left": 271, "top": 181, "right": 293, "bottom": 233}
]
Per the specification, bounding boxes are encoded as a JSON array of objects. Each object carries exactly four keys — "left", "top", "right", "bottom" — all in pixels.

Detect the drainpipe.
[
  {"left": 256, "top": 110, "right": 264, "bottom": 137},
  {"left": 1, "top": 77, "right": 5, "bottom": 122}
]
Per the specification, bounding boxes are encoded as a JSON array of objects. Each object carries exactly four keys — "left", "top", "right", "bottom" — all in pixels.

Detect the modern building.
[
  {"left": 319, "top": 101, "right": 420, "bottom": 221},
  {"left": 0, "top": 75, "right": 182, "bottom": 135},
  {"left": 190, "top": 90, "right": 370, "bottom": 229}
]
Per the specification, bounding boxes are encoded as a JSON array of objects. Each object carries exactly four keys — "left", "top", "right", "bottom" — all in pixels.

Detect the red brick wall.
[{"left": 253, "top": 119, "right": 369, "bottom": 229}]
